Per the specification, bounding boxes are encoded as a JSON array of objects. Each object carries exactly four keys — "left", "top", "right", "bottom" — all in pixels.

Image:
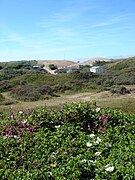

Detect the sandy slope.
[
  {"left": 38, "top": 60, "right": 76, "bottom": 68},
  {"left": 38, "top": 58, "right": 111, "bottom": 71}
]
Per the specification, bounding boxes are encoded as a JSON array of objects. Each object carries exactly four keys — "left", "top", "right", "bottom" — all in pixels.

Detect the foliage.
[
  {"left": 110, "top": 86, "right": 130, "bottom": 95},
  {"left": 0, "top": 93, "right": 5, "bottom": 102},
  {"left": 93, "top": 60, "right": 111, "bottom": 66},
  {"left": 55, "top": 68, "right": 67, "bottom": 73},
  {"left": 0, "top": 60, "right": 48, "bottom": 81},
  {"left": 11, "top": 84, "right": 56, "bottom": 101},
  {"left": 79, "top": 65, "right": 91, "bottom": 69},
  {"left": 101, "top": 57, "right": 135, "bottom": 87},
  {"left": 1, "top": 57, "right": 135, "bottom": 98},
  {"left": 0, "top": 60, "right": 37, "bottom": 69},
  {"left": 0, "top": 72, "right": 99, "bottom": 95},
  {"left": 49, "top": 64, "right": 58, "bottom": 70},
  {"left": 77, "top": 72, "right": 95, "bottom": 79},
  {"left": 0, "top": 99, "right": 17, "bottom": 106},
  {"left": 0, "top": 101, "right": 134, "bottom": 179}
]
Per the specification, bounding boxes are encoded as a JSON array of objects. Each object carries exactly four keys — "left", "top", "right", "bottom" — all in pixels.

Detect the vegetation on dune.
[
  {"left": 0, "top": 72, "right": 99, "bottom": 101},
  {"left": 101, "top": 57, "right": 135, "bottom": 86},
  {"left": 0, "top": 60, "right": 47, "bottom": 81},
  {"left": 110, "top": 86, "right": 130, "bottom": 95},
  {"left": 0, "top": 93, "right": 5, "bottom": 102},
  {"left": 48, "top": 64, "right": 58, "bottom": 70},
  {"left": 0, "top": 60, "right": 37, "bottom": 69},
  {"left": 11, "top": 84, "right": 58, "bottom": 101},
  {"left": 0, "top": 101, "right": 134, "bottom": 179},
  {"left": 0, "top": 57, "right": 135, "bottom": 105}
]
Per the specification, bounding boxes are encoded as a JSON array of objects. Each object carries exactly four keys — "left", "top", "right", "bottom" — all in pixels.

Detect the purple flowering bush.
[{"left": 0, "top": 102, "right": 134, "bottom": 179}]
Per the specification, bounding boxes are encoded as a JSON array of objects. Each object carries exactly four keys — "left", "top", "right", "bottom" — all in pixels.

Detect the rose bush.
[{"left": 0, "top": 102, "right": 134, "bottom": 179}]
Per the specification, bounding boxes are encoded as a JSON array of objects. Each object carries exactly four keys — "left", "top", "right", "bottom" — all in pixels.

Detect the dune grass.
[{"left": 1, "top": 91, "right": 135, "bottom": 114}]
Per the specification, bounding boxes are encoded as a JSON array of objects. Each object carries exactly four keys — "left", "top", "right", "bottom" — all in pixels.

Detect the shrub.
[
  {"left": 49, "top": 64, "right": 58, "bottom": 70},
  {"left": 110, "top": 86, "right": 130, "bottom": 95},
  {"left": 78, "top": 72, "right": 94, "bottom": 79},
  {"left": 55, "top": 68, "right": 67, "bottom": 73},
  {"left": 0, "top": 102, "right": 134, "bottom": 179},
  {"left": 11, "top": 84, "right": 56, "bottom": 101},
  {"left": 0, "top": 99, "right": 17, "bottom": 105}
]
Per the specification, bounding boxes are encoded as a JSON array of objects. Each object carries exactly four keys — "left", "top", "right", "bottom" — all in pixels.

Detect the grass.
[
  {"left": 97, "top": 96, "right": 135, "bottom": 113},
  {"left": 1, "top": 90, "right": 135, "bottom": 114}
]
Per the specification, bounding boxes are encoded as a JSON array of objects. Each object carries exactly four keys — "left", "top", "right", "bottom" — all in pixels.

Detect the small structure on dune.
[
  {"left": 32, "top": 65, "right": 41, "bottom": 70},
  {"left": 90, "top": 66, "right": 104, "bottom": 74}
]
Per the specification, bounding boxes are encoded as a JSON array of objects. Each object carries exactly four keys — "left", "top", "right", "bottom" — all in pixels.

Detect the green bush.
[
  {"left": 110, "top": 86, "right": 130, "bottom": 95},
  {"left": 11, "top": 84, "right": 55, "bottom": 101},
  {"left": 0, "top": 102, "right": 134, "bottom": 179},
  {"left": 56, "top": 68, "right": 68, "bottom": 73},
  {"left": 49, "top": 64, "right": 58, "bottom": 70}
]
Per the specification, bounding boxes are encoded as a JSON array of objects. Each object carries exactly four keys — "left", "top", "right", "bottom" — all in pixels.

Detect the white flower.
[
  {"left": 81, "top": 159, "right": 96, "bottom": 163},
  {"left": 86, "top": 142, "right": 93, "bottom": 147},
  {"left": 81, "top": 159, "right": 87, "bottom": 163},
  {"left": 94, "top": 137, "right": 102, "bottom": 144},
  {"left": 21, "top": 119, "right": 27, "bottom": 124},
  {"left": 105, "top": 165, "right": 114, "bottom": 172},
  {"left": 97, "top": 137, "right": 102, "bottom": 142},
  {"left": 47, "top": 171, "right": 53, "bottom": 176},
  {"left": 13, "top": 135, "right": 19, "bottom": 139},
  {"left": 55, "top": 125, "right": 61, "bottom": 128},
  {"left": 88, "top": 160, "right": 96, "bottom": 163},
  {"left": 90, "top": 134, "right": 95, "bottom": 138},
  {"left": 95, "top": 152, "right": 101, "bottom": 156},
  {"left": 96, "top": 107, "right": 101, "bottom": 112},
  {"left": 19, "top": 111, "right": 23, "bottom": 114},
  {"left": 106, "top": 142, "right": 112, "bottom": 148},
  {"left": 3, "top": 135, "right": 10, "bottom": 139}
]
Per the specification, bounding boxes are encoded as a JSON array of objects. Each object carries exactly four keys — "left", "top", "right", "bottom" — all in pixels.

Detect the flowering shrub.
[{"left": 0, "top": 102, "right": 134, "bottom": 179}]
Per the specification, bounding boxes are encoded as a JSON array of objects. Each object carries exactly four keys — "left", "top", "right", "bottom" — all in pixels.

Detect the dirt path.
[{"left": 43, "top": 67, "right": 57, "bottom": 75}]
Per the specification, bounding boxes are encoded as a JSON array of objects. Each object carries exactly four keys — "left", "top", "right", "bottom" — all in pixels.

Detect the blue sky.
[{"left": 0, "top": 0, "right": 135, "bottom": 61}]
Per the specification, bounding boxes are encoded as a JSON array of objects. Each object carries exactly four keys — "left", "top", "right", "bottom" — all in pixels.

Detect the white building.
[{"left": 90, "top": 66, "right": 104, "bottom": 74}]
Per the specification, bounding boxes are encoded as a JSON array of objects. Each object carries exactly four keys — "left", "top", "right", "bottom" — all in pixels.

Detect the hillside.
[
  {"left": 1, "top": 56, "right": 135, "bottom": 113},
  {"left": 80, "top": 57, "right": 111, "bottom": 66},
  {"left": 105, "top": 56, "right": 135, "bottom": 70},
  {"left": 37, "top": 58, "right": 111, "bottom": 70},
  {"left": 38, "top": 60, "right": 76, "bottom": 68},
  {"left": 101, "top": 56, "right": 135, "bottom": 86}
]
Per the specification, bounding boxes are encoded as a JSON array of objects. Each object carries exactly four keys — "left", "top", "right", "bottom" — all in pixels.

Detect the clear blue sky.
[{"left": 0, "top": 0, "right": 135, "bottom": 61}]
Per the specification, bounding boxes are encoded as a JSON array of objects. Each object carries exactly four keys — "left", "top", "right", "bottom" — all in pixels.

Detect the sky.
[{"left": 0, "top": 0, "right": 135, "bottom": 61}]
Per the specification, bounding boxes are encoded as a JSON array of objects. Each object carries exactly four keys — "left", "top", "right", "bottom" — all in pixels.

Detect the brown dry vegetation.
[{"left": 1, "top": 90, "right": 135, "bottom": 114}]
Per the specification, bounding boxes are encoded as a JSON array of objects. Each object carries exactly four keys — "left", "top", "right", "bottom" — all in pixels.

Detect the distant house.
[
  {"left": 32, "top": 65, "right": 41, "bottom": 70},
  {"left": 90, "top": 66, "right": 104, "bottom": 74}
]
